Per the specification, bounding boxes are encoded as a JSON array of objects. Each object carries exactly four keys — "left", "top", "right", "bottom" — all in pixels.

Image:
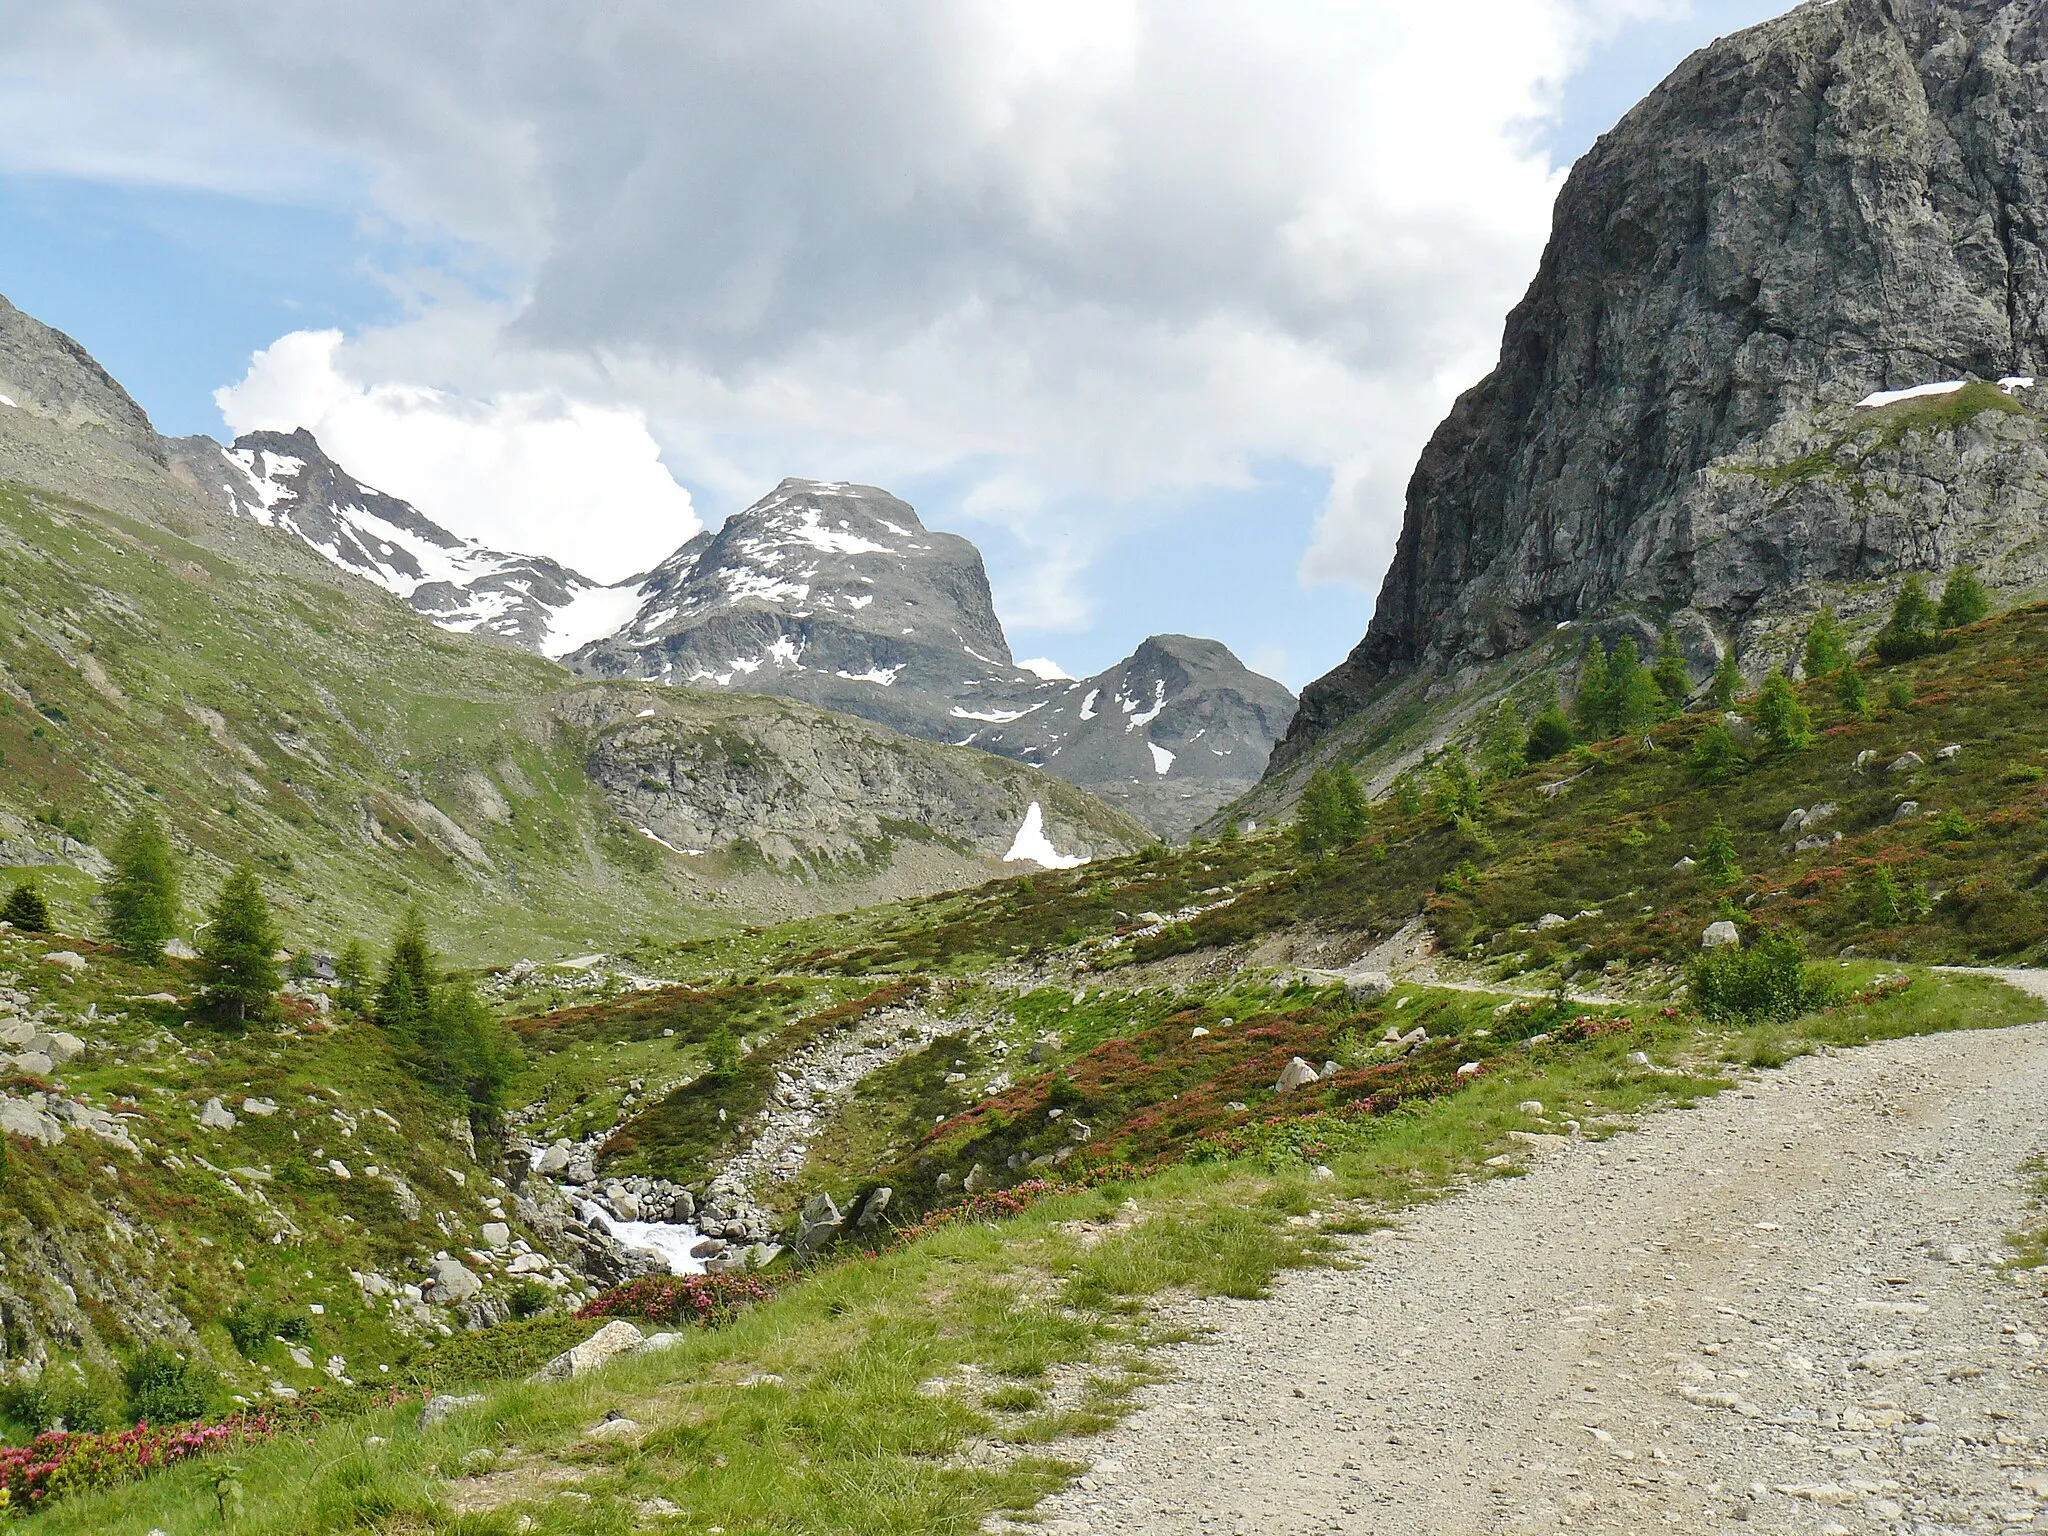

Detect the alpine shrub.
[{"left": 1687, "top": 931, "right": 1838, "bottom": 1024}]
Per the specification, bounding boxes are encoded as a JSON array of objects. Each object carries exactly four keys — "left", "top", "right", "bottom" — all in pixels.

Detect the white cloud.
[
  {"left": 10, "top": 0, "right": 1698, "bottom": 625},
  {"left": 215, "top": 330, "right": 698, "bottom": 582}
]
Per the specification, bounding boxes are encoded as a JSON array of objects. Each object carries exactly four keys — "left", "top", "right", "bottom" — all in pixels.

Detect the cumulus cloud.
[
  {"left": 216, "top": 330, "right": 698, "bottom": 582},
  {"left": 6, "top": 0, "right": 1699, "bottom": 626}
]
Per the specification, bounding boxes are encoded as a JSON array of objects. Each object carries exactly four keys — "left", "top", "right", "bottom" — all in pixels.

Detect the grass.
[{"left": 26, "top": 965, "right": 2034, "bottom": 1535}]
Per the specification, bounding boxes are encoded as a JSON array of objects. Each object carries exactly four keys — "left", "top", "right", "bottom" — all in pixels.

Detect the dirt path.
[{"left": 1024, "top": 1016, "right": 2048, "bottom": 1535}]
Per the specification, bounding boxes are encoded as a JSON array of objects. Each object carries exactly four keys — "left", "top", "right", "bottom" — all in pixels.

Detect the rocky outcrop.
[
  {"left": 1281, "top": 0, "right": 2048, "bottom": 769},
  {"left": 563, "top": 685, "right": 1148, "bottom": 875},
  {"left": 0, "top": 294, "right": 163, "bottom": 465}
]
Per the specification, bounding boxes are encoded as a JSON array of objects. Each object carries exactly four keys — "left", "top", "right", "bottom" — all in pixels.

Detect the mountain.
[
  {"left": 1265, "top": 0, "right": 2048, "bottom": 800},
  {"left": 0, "top": 292, "right": 1147, "bottom": 953},
  {"left": 570, "top": 478, "right": 1297, "bottom": 835},
  {"left": 962, "top": 634, "right": 1299, "bottom": 839},
  {"left": 570, "top": 478, "right": 1023, "bottom": 740},
  {"left": 167, "top": 428, "right": 638, "bottom": 656}
]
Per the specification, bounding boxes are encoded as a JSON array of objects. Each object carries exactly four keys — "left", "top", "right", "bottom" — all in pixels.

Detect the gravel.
[{"left": 1022, "top": 1016, "right": 2048, "bottom": 1535}]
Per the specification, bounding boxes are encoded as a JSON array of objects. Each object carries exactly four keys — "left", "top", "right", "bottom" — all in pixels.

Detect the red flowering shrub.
[
  {"left": 0, "top": 1407, "right": 297, "bottom": 1514},
  {"left": 576, "top": 1272, "right": 777, "bottom": 1328}
]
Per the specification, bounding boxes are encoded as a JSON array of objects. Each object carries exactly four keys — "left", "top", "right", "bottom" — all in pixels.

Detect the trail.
[{"left": 1023, "top": 1000, "right": 2048, "bottom": 1534}]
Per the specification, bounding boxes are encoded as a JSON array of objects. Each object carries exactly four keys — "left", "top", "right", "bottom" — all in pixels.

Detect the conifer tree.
[
  {"left": 1707, "top": 647, "right": 1743, "bottom": 710},
  {"left": 1610, "top": 637, "right": 1665, "bottom": 732},
  {"left": 1873, "top": 574, "right": 1942, "bottom": 662},
  {"left": 1936, "top": 566, "right": 1990, "bottom": 629},
  {"left": 333, "top": 939, "right": 372, "bottom": 1015},
  {"left": 1, "top": 880, "right": 52, "bottom": 933},
  {"left": 1479, "top": 698, "right": 1526, "bottom": 778},
  {"left": 1391, "top": 772, "right": 1424, "bottom": 820},
  {"left": 103, "top": 810, "right": 179, "bottom": 962},
  {"left": 1431, "top": 746, "right": 1484, "bottom": 824},
  {"left": 1700, "top": 821, "right": 1742, "bottom": 887},
  {"left": 1801, "top": 607, "right": 1850, "bottom": 679},
  {"left": 1753, "top": 667, "right": 1814, "bottom": 753},
  {"left": 1294, "top": 769, "right": 1342, "bottom": 858},
  {"left": 1331, "top": 764, "right": 1370, "bottom": 841},
  {"left": 1524, "top": 703, "right": 1574, "bottom": 763},
  {"left": 1835, "top": 664, "right": 1871, "bottom": 720},
  {"left": 1687, "top": 722, "right": 1744, "bottom": 784},
  {"left": 195, "top": 866, "right": 279, "bottom": 1030},
  {"left": 1573, "top": 637, "right": 1612, "bottom": 739},
  {"left": 1651, "top": 627, "right": 1691, "bottom": 714},
  {"left": 377, "top": 908, "right": 436, "bottom": 1045}
]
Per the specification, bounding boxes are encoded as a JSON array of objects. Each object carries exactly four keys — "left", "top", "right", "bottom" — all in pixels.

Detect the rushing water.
[{"left": 526, "top": 1147, "right": 707, "bottom": 1276}]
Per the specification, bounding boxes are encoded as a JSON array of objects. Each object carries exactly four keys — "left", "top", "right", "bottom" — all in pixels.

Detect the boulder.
[
  {"left": 1026, "top": 1034, "right": 1063, "bottom": 1063},
  {"left": 632, "top": 1332, "right": 685, "bottom": 1355},
  {"left": 536, "top": 1141, "right": 573, "bottom": 1176},
  {"left": 1672, "top": 855, "right": 1697, "bottom": 872},
  {"left": 855, "top": 1187, "right": 892, "bottom": 1228},
  {"left": 962, "top": 1163, "right": 993, "bottom": 1195},
  {"left": 1936, "top": 743, "right": 1962, "bottom": 761},
  {"left": 28, "top": 1032, "right": 83, "bottom": 1065},
  {"left": 417, "top": 1393, "right": 483, "bottom": 1431},
  {"left": 41, "top": 951, "right": 85, "bottom": 972},
  {"left": 1891, "top": 801, "right": 1920, "bottom": 824},
  {"left": 530, "top": 1320, "right": 645, "bottom": 1382},
  {"left": 163, "top": 938, "right": 198, "bottom": 960},
  {"left": 745, "top": 1242, "right": 785, "bottom": 1269},
  {"left": 1793, "top": 832, "right": 1841, "bottom": 852},
  {"left": 795, "top": 1192, "right": 844, "bottom": 1258},
  {"left": 480, "top": 1223, "right": 512, "bottom": 1250},
  {"left": 240, "top": 1097, "right": 278, "bottom": 1117},
  {"left": 0, "top": 1022, "right": 30, "bottom": 1047},
  {"left": 585, "top": 1416, "right": 642, "bottom": 1442},
  {"left": 0, "top": 1096, "right": 64, "bottom": 1144},
  {"left": 8, "top": 1052, "right": 54, "bottom": 1078},
  {"left": 1888, "top": 751, "right": 1925, "bottom": 773},
  {"left": 1854, "top": 749, "right": 1882, "bottom": 770},
  {"left": 1803, "top": 802, "right": 1839, "bottom": 829},
  {"left": 1778, "top": 807, "right": 1808, "bottom": 834},
  {"left": 1534, "top": 913, "right": 1567, "bottom": 930},
  {"left": 1701, "top": 921, "right": 1741, "bottom": 949},
  {"left": 427, "top": 1257, "right": 482, "bottom": 1305},
  {"left": 1274, "top": 1057, "right": 1321, "bottom": 1093},
  {"left": 1339, "top": 970, "right": 1394, "bottom": 1004},
  {"left": 198, "top": 1097, "right": 239, "bottom": 1131}
]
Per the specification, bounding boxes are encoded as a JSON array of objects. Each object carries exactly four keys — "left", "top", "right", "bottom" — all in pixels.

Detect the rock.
[
  {"left": 962, "top": 1163, "right": 992, "bottom": 1195},
  {"left": 536, "top": 1140, "right": 573, "bottom": 1175},
  {"left": 1802, "top": 802, "right": 1837, "bottom": 830},
  {"left": 1701, "top": 921, "right": 1741, "bottom": 949},
  {"left": 1793, "top": 832, "right": 1841, "bottom": 852},
  {"left": 1339, "top": 969, "right": 1394, "bottom": 1004},
  {"left": 530, "top": 1320, "right": 645, "bottom": 1382},
  {"left": 1456, "top": 1062, "right": 1481, "bottom": 1078},
  {"left": 1516, "top": 1100, "right": 1544, "bottom": 1115},
  {"left": 704, "top": 1251, "right": 749, "bottom": 1274},
  {"left": 240, "top": 1097, "right": 278, "bottom": 1116},
  {"left": 1672, "top": 856, "right": 1697, "bottom": 872},
  {"left": 1026, "top": 1034, "right": 1063, "bottom": 1063},
  {"left": 584, "top": 1415, "right": 642, "bottom": 1442},
  {"left": 0, "top": 1095, "right": 64, "bottom": 1144},
  {"left": 1719, "top": 714, "right": 1758, "bottom": 748},
  {"left": 416, "top": 1393, "right": 483, "bottom": 1431},
  {"left": 1067, "top": 1121, "right": 1092, "bottom": 1142},
  {"left": 689, "top": 1236, "right": 727, "bottom": 1259},
  {"left": 29, "top": 1032, "right": 83, "bottom": 1065},
  {"left": 1274, "top": 1057, "right": 1321, "bottom": 1093},
  {"left": 163, "top": 938, "right": 197, "bottom": 960},
  {"left": 427, "top": 1257, "right": 482, "bottom": 1305},
  {"left": 198, "top": 1097, "right": 238, "bottom": 1131},
  {"left": 1398, "top": 1026, "right": 1428, "bottom": 1052},
  {"left": 1779, "top": 807, "right": 1808, "bottom": 834},
  {"left": 1889, "top": 752, "right": 1925, "bottom": 774},
  {"left": 633, "top": 1332, "right": 685, "bottom": 1355},
  {"left": 480, "top": 1223, "right": 512, "bottom": 1250},
  {"left": 40, "top": 951, "right": 85, "bottom": 972},
  {"left": 1534, "top": 913, "right": 1567, "bottom": 930},
  {"left": 796, "top": 1192, "right": 845, "bottom": 1258},
  {"left": 1892, "top": 800, "right": 1920, "bottom": 823},
  {"left": 745, "top": 1242, "right": 784, "bottom": 1269},
  {"left": 1189, "top": 1026, "right": 1209, "bottom": 1038},
  {"left": 327, "top": 1159, "right": 352, "bottom": 1180},
  {"left": 0, "top": 1023, "right": 30, "bottom": 1047},
  {"left": 855, "top": 1187, "right": 892, "bottom": 1227},
  {"left": 8, "top": 1052, "right": 54, "bottom": 1078},
  {"left": 1935, "top": 743, "right": 1962, "bottom": 760},
  {"left": 1855, "top": 749, "right": 1882, "bottom": 770},
  {"left": 1625, "top": 1051, "right": 1651, "bottom": 1067},
  {"left": 1506, "top": 1130, "right": 1569, "bottom": 1152}
]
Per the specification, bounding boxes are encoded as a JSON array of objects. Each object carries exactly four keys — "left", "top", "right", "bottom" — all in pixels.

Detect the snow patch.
[
  {"left": 540, "top": 581, "right": 648, "bottom": 658},
  {"left": 951, "top": 702, "right": 1045, "bottom": 724},
  {"left": 2001, "top": 376, "right": 2036, "bottom": 393},
  {"left": 1855, "top": 380, "right": 1967, "bottom": 408},
  {"left": 835, "top": 665, "right": 902, "bottom": 685},
  {"left": 638, "top": 827, "right": 704, "bottom": 856},
  {"left": 1018, "top": 657, "right": 1072, "bottom": 680},
  {"left": 1004, "top": 802, "right": 1087, "bottom": 869},
  {"left": 1079, "top": 689, "right": 1100, "bottom": 720},
  {"left": 1127, "top": 679, "right": 1168, "bottom": 730},
  {"left": 1148, "top": 742, "right": 1176, "bottom": 775},
  {"left": 0, "top": 395, "right": 16, "bottom": 408}
]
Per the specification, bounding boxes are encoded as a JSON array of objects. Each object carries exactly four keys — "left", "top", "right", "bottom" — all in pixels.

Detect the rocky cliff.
[{"left": 1280, "top": 0, "right": 2048, "bottom": 771}]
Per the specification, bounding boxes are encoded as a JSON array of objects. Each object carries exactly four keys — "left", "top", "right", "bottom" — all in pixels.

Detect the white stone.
[
  {"left": 199, "top": 1097, "right": 239, "bottom": 1131},
  {"left": 531, "top": 1320, "right": 645, "bottom": 1381},
  {"left": 481, "top": 1223, "right": 512, "bottom": 1249},
  {"left": 1935, "top": 743, "right": 1962, "bottom": 760},
  {"left": 1339, "top": 970, "right": 1395, "bottom": 1004},
  {"left": 241, "top": 1097, "right": 278, "bottom": 1116},
  {"left": 1275, "top": 1057, "right": 1321, "bottom": 1093},
  {"left": 427, "top": 1257, "right": 481, "bottom": 1304},
  {"left": 41, "top": 951, "right": 85, "bottom": 972},
  {"left": 1701, "top": 921, "right": 1741, "bottom": 949},
  {"left": 417, "top": 1393, "right": 483, "bottom": 1430},
  {"left": 1535, "top": 913, "right": 1567, "bottom": 930}
]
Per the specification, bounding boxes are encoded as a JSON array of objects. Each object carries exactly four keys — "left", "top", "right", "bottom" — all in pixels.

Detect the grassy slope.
[
  {"left": 0, "top": 479, "right": 709, "bottom": 962},
  {"left": 30, "top": 966, "right": 2039, "bottom": 1536}
]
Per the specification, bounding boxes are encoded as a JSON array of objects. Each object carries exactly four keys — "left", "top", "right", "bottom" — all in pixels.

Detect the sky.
[{"left": 0, "top": 0, "right": 1792, "bottom": 690}]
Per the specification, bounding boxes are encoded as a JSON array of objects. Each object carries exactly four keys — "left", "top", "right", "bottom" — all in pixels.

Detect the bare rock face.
[{"left": 1282, "top": 0, "right": 2048, "bottom": 768}]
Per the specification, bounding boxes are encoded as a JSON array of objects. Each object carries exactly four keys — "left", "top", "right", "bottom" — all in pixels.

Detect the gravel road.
[{"left": 1024, "top": 1016, "right": 2048, "bottom": 1535}]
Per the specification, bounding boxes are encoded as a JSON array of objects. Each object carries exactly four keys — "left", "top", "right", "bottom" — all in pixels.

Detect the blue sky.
[{"left": 0, "top": 1, "right": 1791, "bottom": 690}]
